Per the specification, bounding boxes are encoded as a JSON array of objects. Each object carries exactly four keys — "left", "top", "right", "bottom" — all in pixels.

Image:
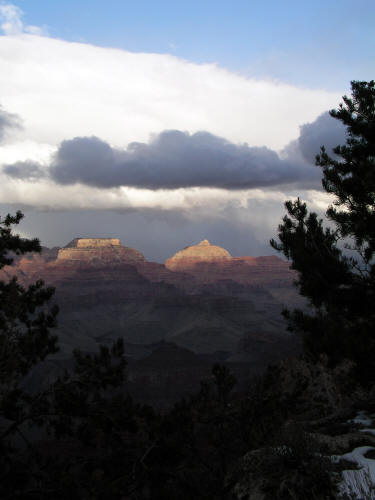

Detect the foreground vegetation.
[
  {"left": 271, "top": 80, "right": 375, "bottom": 384},
  {"left": 0, "top": 80, "right": 374, "bottom": 499}
]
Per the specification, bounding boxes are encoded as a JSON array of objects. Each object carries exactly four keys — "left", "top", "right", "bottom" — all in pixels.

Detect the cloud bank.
[
  {"left": 0, "top": 187, "right": 331, "bottom": 261},
  {"left": 296, "top": 111, "right": 347, "bottom": 164},
  {"left": 0, "top": 105, "right": 20, "bottom": 143},
  {"left": 0, "top": 25, "right": 342, "bottom": 152},
  {"left": 4, "top": 131, "right": 315, "bottom": 190},
  {"left": 4, "top": 112, "right": 347, "bottom": 191}
]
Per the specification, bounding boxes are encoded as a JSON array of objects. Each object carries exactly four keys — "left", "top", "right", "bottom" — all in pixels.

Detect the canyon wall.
[
  {"left": 165, "top": 239, "right": 231, "bottom": 271},
  {"left": 57, "top": 238, "right": 145, "bottom": 263}
]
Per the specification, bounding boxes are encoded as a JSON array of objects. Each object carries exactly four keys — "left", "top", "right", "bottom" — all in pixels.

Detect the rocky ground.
[{"left": 231, "top": 356, "right": 375, "bottom": 500}]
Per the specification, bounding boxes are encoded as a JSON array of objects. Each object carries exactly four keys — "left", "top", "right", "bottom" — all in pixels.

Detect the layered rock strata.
[
  {"left": 57, "top": 238, "right": 145, "bottom": 264},
  {"left": 165, "top": 239, "right": 231, "bottom": 271},
  {"left": 165, "top": 240, "right": 294, "bottom": 287},
  {"left": 0, "top": 236, "right": 300, "bottom": 370}
]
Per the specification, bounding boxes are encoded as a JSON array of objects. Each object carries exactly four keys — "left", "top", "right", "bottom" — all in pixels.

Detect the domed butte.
[
  {"left": 165, "top": 240, "right": 231, "bottom": 271},
  {"left": 198, "top": 239, "right": 210, "bottom": 247},
  {"left": 57, "top": 238, "right": 145, "bottom": 263}
]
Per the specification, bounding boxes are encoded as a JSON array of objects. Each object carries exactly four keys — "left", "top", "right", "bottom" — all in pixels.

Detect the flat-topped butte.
[
  {"left": 65, "top": 238, "right": 122, "bottom": 248},
  {"left": 57, "top": 238, "right": 145, "bottom": 263}
]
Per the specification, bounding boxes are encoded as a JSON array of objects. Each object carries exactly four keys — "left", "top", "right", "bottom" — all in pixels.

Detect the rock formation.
[
  {"left": 57, "top": 238, "right": 145, "bottom": 264},
  {"left": 0, "top": 236, "right": 302, "bottom": 368},
  {"left": 0, "top": 235, "right": 305, "bottom": 408},
  {"left": 165, "top": 239, "right": 231, "bottom": 271},
  {"left": 165, "top": 240, "right": 295, "bottom": 288}
]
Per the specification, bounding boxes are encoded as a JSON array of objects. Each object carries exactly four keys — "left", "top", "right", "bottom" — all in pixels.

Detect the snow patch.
[{"left": 335, "top": 412, "right": 375, "bottom": 499}]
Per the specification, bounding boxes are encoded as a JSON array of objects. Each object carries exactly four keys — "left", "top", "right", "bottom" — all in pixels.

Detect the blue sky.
[
  {"left": 0, "top": 1, "right": 373, "bottom": 258},
  {"left": 11, "top": 0, "right": 375, "bottom": 88}
]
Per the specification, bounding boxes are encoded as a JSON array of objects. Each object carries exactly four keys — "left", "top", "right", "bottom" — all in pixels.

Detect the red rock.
[
  {"left": 165, "top": 239, "right": 231, "bottom": 271},
  {"left": 164, "top": 241, "right": 295, "bottom": 287},
  {"left": 0, "top": 237, "right": 295, "bottom": 291},
  {"left": 57, "top": 238, "right": 145, "bottom": 264}
]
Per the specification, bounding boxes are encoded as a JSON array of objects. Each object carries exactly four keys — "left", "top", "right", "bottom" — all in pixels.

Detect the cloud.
[
  {"left": 7, "top": 109, "right": 346, "bottom": 191},
  {"left": 0, "top": 12, "right": 347, "bottom": 259},
  {"left": 0, "top": 186, "right": 329, "bottom": 261},
  {"left": 280, "top": 111, "right": 347, "bottom": 167},
  {"left": 0, "top": 30, "right": 342, "bottom": 152},
  {"left": 0, "top": 104, "right": 21, "bottom": 142},
  {"left": 3, "top": 160, "right": 45, "bottom": 180},
  {"left": 4, "top": 129, "right": 323, "bottom": 190},
  {"left": 0, "top": 111, "right": 336, "bottom": 260},
  {"left": 297, "top": 111, "right": 347, "bottom": 163},
  {"left": 0, "top": 4, "right": 22, "bottom": 35},
  {"left": 0, "top": 3, "right": 47, "bottom": 36}
]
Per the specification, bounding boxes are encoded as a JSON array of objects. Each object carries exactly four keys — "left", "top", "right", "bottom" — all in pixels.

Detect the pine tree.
[
  {"left": 0, "top": 212, "right": 152, "bottom": 498},
  {"left": 0, "top": 211, "right": 59, "bottom": 496},
  {"left": 271, "top": 80, "right": 375, "bottom": 383},
  {"left": 0, "top": 211, "right": 59, "bottom": 388}
]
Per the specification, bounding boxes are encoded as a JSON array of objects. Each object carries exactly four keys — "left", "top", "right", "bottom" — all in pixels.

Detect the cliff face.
[
  {"left": 65, "top": 238, "right": 122, "bottom": 248},
  {"left": 0, "top": 237, "right": 297, "bottom": 302},
  {"left": 164, "top": 241, "right": 294, "bottom": 288},
  {"left": 57, "top": 238, "right": 145, "bottom": 264},
  {"left": 185, "top": 256, "right": 294, "bottom": 287},
  {"left": 0, "top": 237, "right": 301, "bottom": 364},
  {"left": 2, "top": 237, "right": 293, "bottom": 289},
  {"left": 0, "top": 236, "right": 304, "bottom": 408},
  {"left": 165, "top": 240, "right": 231, "bottom": 271}
]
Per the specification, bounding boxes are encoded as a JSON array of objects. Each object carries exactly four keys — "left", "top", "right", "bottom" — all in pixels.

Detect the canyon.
[{"left": 2, "top": 237, "right": 303, "bottom": 405}]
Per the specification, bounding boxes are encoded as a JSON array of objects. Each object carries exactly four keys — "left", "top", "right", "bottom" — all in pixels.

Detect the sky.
[{"left": 0, "top": 1, "right": 373, "bottom": 261}]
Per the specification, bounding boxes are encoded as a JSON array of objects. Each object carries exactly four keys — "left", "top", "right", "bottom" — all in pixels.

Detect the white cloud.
[
  {"left": 0, "top": 4, "right": 23, "bottom": 35},
  {"left": 0, "top": 3, "right": 48, "bottom": 37},
  {"left": 0, "top": 139, "right": 54, "bottom": 163},
  {"left": 0, "top": 30, "right": 342, "bottom": 155},
  {"left": 24, "top": 24, "right": 47, "bottom": 36}
]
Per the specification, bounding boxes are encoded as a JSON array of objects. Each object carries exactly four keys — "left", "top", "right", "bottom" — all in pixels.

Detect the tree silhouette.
[
  {"left": 0, "top": 212, "right": 151, "bottom": 498},
  {"left": 271, "top": 80, "right": 375, "bottom": 383},
  {"left": 0, "top": 211, "right": 59, "bottom": 497}
]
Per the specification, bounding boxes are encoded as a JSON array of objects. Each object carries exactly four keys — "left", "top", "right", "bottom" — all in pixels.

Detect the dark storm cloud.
[
  {"left": 3, "top": 161, "right": 45, "bottom": 181},
  {"left": 4, "top": 130, "right": 320, "bottom": 190},
  {"left": 297, "top": 112, "right": 347, "bottom": 164},
  {"left": 50, "top": 131, "right": 322, "bottom": 189},
  {"left": 0, "top": 105, "right": 21, "bottom": 142},
  {"left": 4, "top": 112, "right": 347, "bottom": 191}
]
